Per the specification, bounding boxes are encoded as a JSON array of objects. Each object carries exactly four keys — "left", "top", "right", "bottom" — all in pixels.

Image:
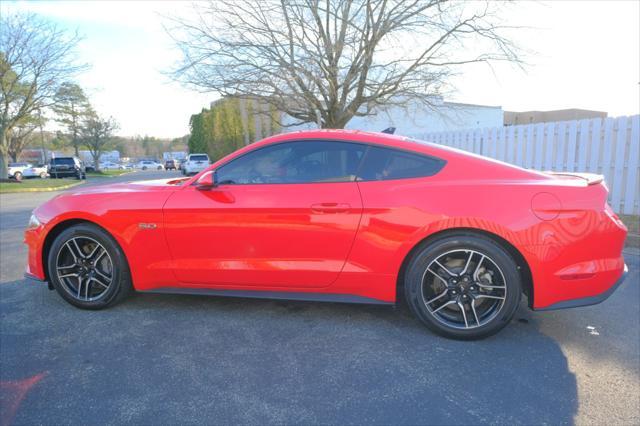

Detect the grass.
[
  {"left": 619, "top": 214, "right": 639, "bottom": 249},
  {"left": 86, "top": 169, "right": 132, "bottom": 177},
  {"left": 0, "top": 178, "right": 84, "bottom": 193},
  {"left": 619, "top": 214, "right": 639, "bottom": 235}
]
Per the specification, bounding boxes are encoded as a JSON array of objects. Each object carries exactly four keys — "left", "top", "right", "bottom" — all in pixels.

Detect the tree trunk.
[
  {"left": 321, "top": 117, "right": 348, "bottom": 129},
  {"left": 91, "top": 149, "right": 101, "bottom": 172},
  {"left": 0, "top": 130, "right": 8, "bottom": 180}
]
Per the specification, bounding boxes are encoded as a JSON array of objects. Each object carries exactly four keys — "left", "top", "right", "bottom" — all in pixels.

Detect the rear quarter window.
[
  {"left": 51, "top": 158, "right": 75, "bottom": 165},
  {"left": 189, "top": 155, "right": 209, "bottom": 161},
  {"left": 357, "top": 146, "right": 445, "bottom": 181}
]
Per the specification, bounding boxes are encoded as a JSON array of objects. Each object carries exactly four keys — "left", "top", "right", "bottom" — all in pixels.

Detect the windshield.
[{"left": 51, "top": 158, "right": 75, "bottom": 165}]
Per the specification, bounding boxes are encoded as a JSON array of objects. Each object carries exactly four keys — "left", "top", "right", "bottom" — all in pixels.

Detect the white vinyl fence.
[{"left": 413, "top": 115, "right": 640, "bottom": 215}]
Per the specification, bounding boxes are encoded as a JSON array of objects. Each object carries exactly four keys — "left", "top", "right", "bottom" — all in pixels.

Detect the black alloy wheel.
[
  {"left": 48, "top": 224, "right": 131, "bottom": 309},
  {"left": 404, "top": 233, "right": 521, "bottom": 340}
]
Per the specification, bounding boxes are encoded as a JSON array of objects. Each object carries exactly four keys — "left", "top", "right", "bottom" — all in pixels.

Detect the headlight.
[{"left": 27, "top": 214, "right": 42, "bottom": 229}]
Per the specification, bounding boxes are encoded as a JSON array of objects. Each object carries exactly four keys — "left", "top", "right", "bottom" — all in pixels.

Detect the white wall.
[
  {"left": 414, "top": 115, "right": 640, "bottom": 215},
  {"left": 283, "top": 100, "right": 504, "bottom": 134}
]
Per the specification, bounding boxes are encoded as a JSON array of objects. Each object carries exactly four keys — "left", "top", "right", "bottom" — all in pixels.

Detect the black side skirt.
[{"left": 141, "top": 287, "right": 392, "bottom": 305}]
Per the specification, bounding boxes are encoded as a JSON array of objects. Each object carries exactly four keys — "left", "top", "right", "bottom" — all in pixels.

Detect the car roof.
[{"left": 244, "top": 129, "right": 449, "bottom": 159}]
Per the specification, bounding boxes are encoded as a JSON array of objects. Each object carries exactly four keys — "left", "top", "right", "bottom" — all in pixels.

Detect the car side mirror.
[{"left": 196, "top": 170, "right": 218, "bottom": 190}]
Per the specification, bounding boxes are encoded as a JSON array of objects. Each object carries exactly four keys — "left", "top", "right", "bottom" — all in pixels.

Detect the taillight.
[{"left": 605, "top": 204, "right": 626, "bottom": 229}]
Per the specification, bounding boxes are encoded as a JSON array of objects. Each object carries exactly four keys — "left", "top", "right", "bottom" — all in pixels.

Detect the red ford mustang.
[{"left": 24, "top": 130, "right": 628, "bottom": 339}]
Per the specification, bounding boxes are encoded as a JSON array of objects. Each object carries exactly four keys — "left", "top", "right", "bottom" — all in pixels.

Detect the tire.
[
  {"left": 403, "top": 233, "right": 521, "bottom": 340},
  {"left": 142, "top": 166, "right": 147, "bottom": 170},
  {"left": 14, "top": 172, "right": 22, "bottom": 181},
  {"left": 47, "top": 223, "right": 132, "bottom": 310},
  {"left": 40, "top": 172, "right": 47, "bottom": 179}
]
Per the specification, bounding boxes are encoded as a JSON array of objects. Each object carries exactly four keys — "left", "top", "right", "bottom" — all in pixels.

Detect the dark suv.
[
  {"left": 48, "top": 157, "right": 86, "bottom": 179},
  {"left": 164, "top": 159, "right": 178, "bottom": 170}
]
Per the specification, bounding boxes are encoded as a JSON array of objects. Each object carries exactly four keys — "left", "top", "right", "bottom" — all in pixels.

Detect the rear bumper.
[
  {"left": 185, "top": 165, "right": 208, "bottom": 173},
  {"left": 49, "top": 170, "right": 79, "bottom": 176},
  {"left": 535, "top": 264, "right": 628, "bottom": 311}
]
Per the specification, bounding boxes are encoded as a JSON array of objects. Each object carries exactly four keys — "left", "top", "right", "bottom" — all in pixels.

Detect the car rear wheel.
[
  {"left": 39, "top": 172, "right": 47, "bottom": 179},
  {"left": 14, "top": 172, "right": 22, "bottom": 181},
  {"left": 47, "top": 223, "right": 132, "bottom": 310},
  {"left": 404, "top": 233, "right": 521, "bottom": 340}
]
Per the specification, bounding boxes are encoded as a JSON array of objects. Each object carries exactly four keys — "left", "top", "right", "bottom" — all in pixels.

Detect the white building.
[
  {"left": 163, "top": 151, "right": 187, "bottom": 161},
  {"left": 284, "top": 99, "right": 503, "bottom": 135},
  {"left": 77, "top": 150, "right": 120, "bottom": 164}
]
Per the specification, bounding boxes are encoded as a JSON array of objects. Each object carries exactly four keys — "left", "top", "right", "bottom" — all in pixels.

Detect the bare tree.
[
  {"left": 0, "top": 12, "right": 86, "bottom": 178},
  {"left": 168, "top": 0, "right": 520, "bottom": 129},
  {"left": 82, "top": 113, "right": 118, "bottom": 172}
]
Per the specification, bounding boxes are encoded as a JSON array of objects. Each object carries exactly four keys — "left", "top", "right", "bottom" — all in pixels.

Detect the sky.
[{"left": 1, "top": 0, "right": 639, "bottom": 138}]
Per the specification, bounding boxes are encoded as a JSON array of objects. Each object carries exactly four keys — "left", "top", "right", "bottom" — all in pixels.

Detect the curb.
[{"left": 0, "top": 180, "right": 85, "bottom": 194}]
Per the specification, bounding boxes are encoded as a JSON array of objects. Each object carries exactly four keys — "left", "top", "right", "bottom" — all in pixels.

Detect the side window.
[
  {"left": 216, "top": 141, "right": 365, "bottom": 184},
  {"left": 357, "top": 146, "right": 445, "bottom": 181}
]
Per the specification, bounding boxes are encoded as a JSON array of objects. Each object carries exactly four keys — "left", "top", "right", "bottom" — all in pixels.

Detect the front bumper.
[
  {"left": 535, "top": 264, "right": 628, "bottom": 311},
  {"left": 24, "top": 224, "right": 47, "bottom": 281}
]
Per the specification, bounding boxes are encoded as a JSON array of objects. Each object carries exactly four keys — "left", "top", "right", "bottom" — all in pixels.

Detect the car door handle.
[{"left": 310, "top": 203, "right": 351, "bottom": 213}]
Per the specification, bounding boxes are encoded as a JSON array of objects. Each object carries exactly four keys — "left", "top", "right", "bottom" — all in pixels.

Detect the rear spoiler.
[{"left": 545, "top": 171, "right": 604, "bottom": 185}]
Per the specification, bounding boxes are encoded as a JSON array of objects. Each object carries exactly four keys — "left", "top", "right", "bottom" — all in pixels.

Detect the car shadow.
[{"left": 1, "top": 281, "right": 578, "bottom": 425}]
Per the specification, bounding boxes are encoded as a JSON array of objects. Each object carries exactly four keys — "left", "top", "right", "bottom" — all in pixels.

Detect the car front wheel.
[
  {"left": 404, "top": 233, "right": 521, "bottom": 340},
  {"left": 14, "top": 172, "right": 22, "bottom": 181},
  {"left": 47, "top": 223, "right": 132, "bottom": 310}
]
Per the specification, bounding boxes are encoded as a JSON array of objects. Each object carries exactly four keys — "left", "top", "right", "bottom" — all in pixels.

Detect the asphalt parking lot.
[{"left": 1, "top": 170, "right": 638, "bottom": 425}]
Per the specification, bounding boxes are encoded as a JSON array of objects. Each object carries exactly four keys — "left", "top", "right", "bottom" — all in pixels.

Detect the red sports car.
[{"left": 24, "top": 130, "right": 628, "bottom": 339}]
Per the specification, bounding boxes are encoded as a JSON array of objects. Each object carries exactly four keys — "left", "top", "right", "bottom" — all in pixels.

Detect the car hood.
[
  {"left": 66, "top": 177, "right": 190, "bottom": 195},
  {"left": 32, "top": 177, "right": 192, "bottom": 225}
]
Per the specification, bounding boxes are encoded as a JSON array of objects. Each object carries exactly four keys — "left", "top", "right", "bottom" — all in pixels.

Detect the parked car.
[
  {"left": 7, "top": 162, "right": 32, "bottom": 180},
  {"left": 164, "top": 159, "right": 178, "bottom": 170},
  {"left": 48, "top": 157, "right": 86, "bottom": 179},
  {"left": 183, "top": 153, "right": 210, "bottom": 175},
  {"left": 135, "top": 160, "right": 164, "bottom": 171},
  {"left": 23, "top": 130, "right": 628, "bottom": 340},
  {"left": 99, "top": 161, "right": 121, "bottom": 170},
  {"left": 23, "top": 164, "right": 49, "bottom": 179}
]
